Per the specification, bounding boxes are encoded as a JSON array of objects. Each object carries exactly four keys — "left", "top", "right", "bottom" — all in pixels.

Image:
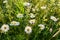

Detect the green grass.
[{"left": 0, "top": 0, "right": 60, "bottom": 40}]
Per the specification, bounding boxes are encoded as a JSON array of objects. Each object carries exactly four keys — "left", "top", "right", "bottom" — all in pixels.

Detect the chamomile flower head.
[
  {"left": 38, "top": 24, "right": 45, "bottom": 30},
  {"left": 25, "top": 26, "right": 32, "bottom": 34},
  {"left": 50, "top": 16, "right": 59, "bottom": 22},
  {"left": 10, "top": 21, "right": 20, "bottom": 26},
  {"left": 1, "top": 24, "right": 9, "bottom": 33},
  {"left": 30, "top": 13, "right": 35, "bottom": 18},
  {"left": 29, "top": 19, "right": 35, "bottom": 24},
  {"left": 3, "top": 0, "right": 8, "bottom": 3},
  {"left": 41, "top": 6, "right": 47, "bottom": 9},
  {"left": 17, "top": 13, "right": 23, "bottom": 18},
  {"left": 23, "top": 2, "right": 30, "bottom": 6}
]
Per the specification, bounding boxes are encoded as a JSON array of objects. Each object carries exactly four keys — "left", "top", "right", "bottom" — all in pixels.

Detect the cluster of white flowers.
[
  {"left": 1, "top": 14, "right": 58, "bottom": 34},
  {"left": 1, "top": 1, "right": 60, "bottom": 35},
  {"left": 0, "top": 21, "right": 20, "bottom": 33}
]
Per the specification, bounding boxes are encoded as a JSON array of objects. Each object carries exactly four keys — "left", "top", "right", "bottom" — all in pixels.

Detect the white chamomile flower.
[
  {"left": 3, "top": 0, "right": 8, "bottom": 3},
  {"left": 29, "top": 19, "right": 35, "bottom": 24},
  {"left": 38, "top": 24, "right": 45, "bottom": 30},
  {"left": 49, "top": 28, "right": 53, "bottom": 32},
  {"left": 17, "top": 13, "right": 23, "bottom": 18},
  {"left": 50, "top": 16, "right": 59, "bottom": 22},
  {"left": 23, "top": 2, "right": 30, "bottom": 6},
  {"left": 30, "top": 13, "right": 35, "bottom": 18},
  {"left": 25, "top": 26, "right": 32, "bottom": 34},
  {"left": 10, "top": 21, "right": 20, "bottom": 26},
  {"left": 1, "top": 24, "right": 9, "bottom": 33},
  {"left": 41, "top": 6, "right": 47, "bottom": 9}
]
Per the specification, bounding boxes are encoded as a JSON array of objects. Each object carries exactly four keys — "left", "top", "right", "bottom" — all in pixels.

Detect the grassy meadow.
[{"left": 0, "top": 0, "right": 60, "bottom": 40}]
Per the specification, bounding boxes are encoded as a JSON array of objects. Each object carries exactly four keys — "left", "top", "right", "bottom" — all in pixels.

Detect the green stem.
[{"left": 26, "top": 34, "right": 29, "bottom": 40}]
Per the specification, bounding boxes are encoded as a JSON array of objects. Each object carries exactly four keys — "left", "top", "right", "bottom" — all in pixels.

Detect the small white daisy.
[
  {"left": 50, "top": 16, "right": 59, "bottom": 22},
  {"left": 41, "top": 6, "right": 46, "bottom": 9},
  {"left": 17, "top": 13, "right": 23, "bottom": 18},
  {"left": 23, "top": 2, "right": 30, "bottom": 6},
  {"left": 29, "top": 19, "right": 35, "bottom": 24},
  {"left": 30, "top": 13, "right": 35, "bottom": 18},
  {"left": 10, "top": 21, "right": 20, "bottom": 26},
  {"left": 38, "top": 24, "right": 45, "bottom": 30},
  {"left": 1, "top": 24, "right": 9, "bottom": 33},
  {"left": 49, "top": 28, "right": 53, "bottom": 32},
  {"left": 25, "top": 26, "right": 32, "bottom": 34},
  {"left": 3, "top": 0, "right": 8, "bottom": 3}
]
